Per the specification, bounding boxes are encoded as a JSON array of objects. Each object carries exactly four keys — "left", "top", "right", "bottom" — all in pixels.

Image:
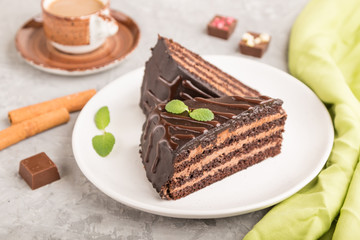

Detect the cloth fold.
[{"left": 244, "top": 0, "right": 360, "bottom": 239}]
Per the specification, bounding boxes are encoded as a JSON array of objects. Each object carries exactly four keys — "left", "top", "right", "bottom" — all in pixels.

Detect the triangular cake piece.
[
  {"left": 140, "top": 95, "right": 287, "bottom": 200},
  {"left": 140, "top": 36, "right": 260, "bottom": 115}
]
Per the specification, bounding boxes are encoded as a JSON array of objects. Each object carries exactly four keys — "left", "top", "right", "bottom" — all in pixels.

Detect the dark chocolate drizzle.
[
  {"left": 172, "top": 133, "right": 196, "bottom": 141},
  {"left": 211, "top": 110, "right": 236, "bottom": 119},
  {"left": 145, "top": 75, "right": 217, "bottom": 111},
  {"left": 194, "top": 97, "right": 252, "bottom": 109},
  {"left": 160, "top": 112, "right": 220, "bottom": 127},
  {"left": 182, "top": 80, "right": 213, "bottom": 98},
  {"left": 157, "top": 75, "right": 182, "bottom": 101},
  {"left": 179, "top": 92, "right": 194, "bottom": 100}
]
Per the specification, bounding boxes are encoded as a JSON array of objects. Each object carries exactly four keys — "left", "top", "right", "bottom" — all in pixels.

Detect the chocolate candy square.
[
  {"left": 207, "top": 15, "right": 237, "bottom": 40},
  {"left": 239, "top": 32, "right": 271, "bottom": 58},
  {"left": 19, "top": 152, "right": 60, "bottom": 190}
]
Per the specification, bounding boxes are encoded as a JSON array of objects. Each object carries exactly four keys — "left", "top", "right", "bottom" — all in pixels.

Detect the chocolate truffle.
[
  {"left": 207, "top": 15, "right": 237, "bottom": 40},
  {"left": 239, "top": 32, "right": 271, "bottom": 58}
]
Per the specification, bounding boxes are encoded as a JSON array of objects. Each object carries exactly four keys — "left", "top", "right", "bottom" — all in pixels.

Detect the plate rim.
[{"left": 72, "top": 55, "right": 334, "bottom": 218}]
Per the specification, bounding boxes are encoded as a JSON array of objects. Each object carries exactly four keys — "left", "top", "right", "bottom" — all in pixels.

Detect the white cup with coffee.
[{"left": 42, "top": 0, "right": 119, "bottom": 54}]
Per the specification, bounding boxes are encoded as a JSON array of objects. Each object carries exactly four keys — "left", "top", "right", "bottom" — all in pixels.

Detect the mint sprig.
[
  {"left": 92, "top": 132, "right": 115, "bottom": 157},
  {"left": 189, "top": 108, "right": 214, "bottom": 122},
  {"left": 92, "top": 106, "right": 116, "bottom": 158},
  {"left": 94, "top": 106, "right": 110, "bottom": 130},
  {"left": 165, "top": 100, "right": 214, "bottom": 122},
  {"left": 165, "top": 99, "right": 189, "bottom": 114}
]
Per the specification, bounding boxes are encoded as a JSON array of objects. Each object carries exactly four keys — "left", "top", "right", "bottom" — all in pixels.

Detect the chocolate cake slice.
[
  {"left": 140, "top": 36, "right": 260, "bottom": 115},
  {"left": 140, "top": 95, "right": 287, "bottom": 200}
]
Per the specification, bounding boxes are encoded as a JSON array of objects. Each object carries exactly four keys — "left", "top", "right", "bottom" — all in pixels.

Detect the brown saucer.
[{"left": 15, "top": 10, "right": 140, "bottom": 76}]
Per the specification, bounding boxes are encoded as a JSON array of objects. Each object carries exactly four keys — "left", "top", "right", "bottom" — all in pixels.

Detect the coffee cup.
[{"left": 42, "top": 0, "right": 119, "bottom": 54}]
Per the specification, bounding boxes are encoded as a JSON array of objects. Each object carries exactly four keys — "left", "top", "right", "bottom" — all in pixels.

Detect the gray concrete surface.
[{"left": 0, "top": 0, "right": 308, "bottom": 239}]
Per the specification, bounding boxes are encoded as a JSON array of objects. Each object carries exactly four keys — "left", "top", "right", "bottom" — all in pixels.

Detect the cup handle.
[{"left": 90, "top": 12, "right": 119, "bottom": 43}]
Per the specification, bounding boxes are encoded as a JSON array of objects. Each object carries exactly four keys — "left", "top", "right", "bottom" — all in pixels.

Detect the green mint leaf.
[
  {"left": 189, "top": 108, "right": 214, "bottom": 121},
  {"left": 165, "top": 99, "right": 189, "bottom": 114},
  {"left": 95, "top": 106, "right": 110, "bottom": 130},
  {"left": 92, "top": 132, "right": 115, "bottom": 157}
]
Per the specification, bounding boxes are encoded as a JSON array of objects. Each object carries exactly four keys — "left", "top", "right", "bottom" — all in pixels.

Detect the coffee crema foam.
[{"left": 46, "top": 0, "right": 104, "bottom": 17}]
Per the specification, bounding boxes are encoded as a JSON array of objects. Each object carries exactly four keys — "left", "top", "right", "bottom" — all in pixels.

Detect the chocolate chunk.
[
  {"left": 239, "top": 32, "right": 271, "bottom": 58},
  {"left": 207, "top": 15, "right": 237, "bottom": 40},
  {"left": 19, "top": 152, "right": 60, "bottom": 190}
]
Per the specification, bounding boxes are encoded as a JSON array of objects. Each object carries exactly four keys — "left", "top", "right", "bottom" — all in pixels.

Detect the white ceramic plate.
[{"left": 72, "top": 55, "right": 334, "bottom": 219}]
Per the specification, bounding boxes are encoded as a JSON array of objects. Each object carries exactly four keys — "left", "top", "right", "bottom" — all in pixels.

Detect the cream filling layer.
[
  {"left": 173, "top": 126, "right": 283, "bottom": 179},
  {"left": 174, "top": 112, "right": 285, "bottom": 167},
  {"left": 169, "top": 140, "right": 281, "bottom": 192}
]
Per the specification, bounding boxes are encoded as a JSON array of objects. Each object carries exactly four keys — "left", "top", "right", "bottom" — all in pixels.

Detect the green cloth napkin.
[{"left": 244, "top": 0, "right": 360, "bottom": 239}]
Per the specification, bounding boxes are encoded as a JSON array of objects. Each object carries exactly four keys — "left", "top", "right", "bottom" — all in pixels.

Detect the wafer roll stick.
[
  {"left": 8, "top": 89, "right": 96, "bottom": 124},
  {"left": 0, "top": 108, "right": 70, "bottom": 151}
]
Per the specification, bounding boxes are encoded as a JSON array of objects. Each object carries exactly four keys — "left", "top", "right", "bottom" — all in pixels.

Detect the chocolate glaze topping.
[
  {"left": 140, "top": 95, "right": 283, "bottom": 192},
  {"left": 139, "top": 36, "right": 260, "bottom": 115}
]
